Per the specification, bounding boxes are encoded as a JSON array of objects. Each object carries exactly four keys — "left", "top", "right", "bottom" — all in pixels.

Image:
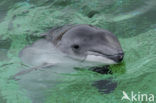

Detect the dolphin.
[
  {"left": 16, "top": 24, "right": 124, "bottom": 103},
  {"left": 20, "top": 24, "right": 124, "bottom": 67}
]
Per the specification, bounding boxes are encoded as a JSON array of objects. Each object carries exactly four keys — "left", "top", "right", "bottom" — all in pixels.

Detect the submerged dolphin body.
[{"left": 17, "top": 24, "right": 124, "bottom": 103}]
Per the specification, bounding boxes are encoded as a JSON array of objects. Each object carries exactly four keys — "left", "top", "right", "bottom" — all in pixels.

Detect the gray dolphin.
[
  {"left": 16, "top": 24, "right": 124, "bottom": 103},
  {"left": 20, "top": 24, "right": 124, "bottom": 67}
]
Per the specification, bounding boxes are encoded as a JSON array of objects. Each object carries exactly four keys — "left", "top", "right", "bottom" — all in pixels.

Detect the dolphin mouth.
[
  {"left": 87, "top": 50, "right": 117, "bottom": 57},
  {"left": 86, "top": 50, "right": 124, "bottom": 64}
]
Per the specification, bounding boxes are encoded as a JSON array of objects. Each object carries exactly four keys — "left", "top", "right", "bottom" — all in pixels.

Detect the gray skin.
[
  {"left": 16, "top": 24, "right": 124, "bottom": 103},
  {"left": 52, "top": 24, "right": 124, "bottom": 63}
]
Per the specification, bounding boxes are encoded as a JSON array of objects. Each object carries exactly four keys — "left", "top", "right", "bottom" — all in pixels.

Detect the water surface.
[{"left": 0, "top": 0, "right": 156, "bottom": 103}]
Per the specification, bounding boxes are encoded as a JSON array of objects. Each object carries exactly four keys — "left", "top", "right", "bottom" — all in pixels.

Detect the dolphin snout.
[
  {"left": 115, "top": 52, "right": 124, "bottom": 63},
  {"left": 109, "top": 52, "right": 124, "bottom": 63},
  {"left": 86, "top": 50, "right": 124, "bottom": 64}
]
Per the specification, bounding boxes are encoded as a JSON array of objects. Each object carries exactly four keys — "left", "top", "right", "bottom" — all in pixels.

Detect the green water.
[{"left": 0, "top": 0, "right": 156, "bottom": 103}]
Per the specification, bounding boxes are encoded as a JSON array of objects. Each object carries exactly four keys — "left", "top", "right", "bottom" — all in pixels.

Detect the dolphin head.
[{"left": 54, "top": 25, "right": 124, "bottom": 64}]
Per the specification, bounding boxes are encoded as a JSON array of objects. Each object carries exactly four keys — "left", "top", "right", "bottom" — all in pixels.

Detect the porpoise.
[{"left": 16, "top": 24, "right": 124, "bottom": 103}]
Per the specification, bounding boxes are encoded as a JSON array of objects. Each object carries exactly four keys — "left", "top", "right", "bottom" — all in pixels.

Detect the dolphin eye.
[{"left": 72, "top": 44, "right": 80, "bottom": 50}]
